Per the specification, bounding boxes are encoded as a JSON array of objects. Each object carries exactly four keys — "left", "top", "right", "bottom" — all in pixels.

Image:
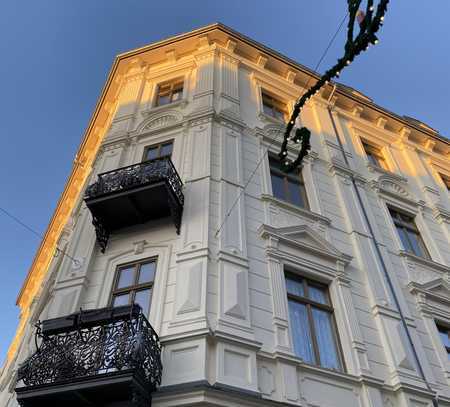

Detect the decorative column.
[
  {"left": 216, "top": 122, "right": 254, "bottom": 341},
  {"left": 218, "top": 48, "right": 241, "bottom": 119},
  {"left": 170, "top": 118, "right": 212, "bottom": 335},
  {"left": 192, "top": 37, "right": 216, "bottom": 114}
]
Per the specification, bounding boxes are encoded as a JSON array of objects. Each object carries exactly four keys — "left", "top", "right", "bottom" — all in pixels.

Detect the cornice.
[
  {"left": 260, "top": 194, "right": 331, "bottom": 226},
  {"left": 432, "top": 204, "right": 450, "bottom": 224},
  {"left": 399, "top": 250, "right": 450, "bottom": 275}
]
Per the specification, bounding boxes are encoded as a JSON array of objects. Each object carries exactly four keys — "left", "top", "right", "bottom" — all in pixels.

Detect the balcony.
[
  {"left": 84, "top": 156, "right": 184, "bottom": 252},
  {"left": 16, "top": 305, "right": 162, "bottom": 407}
]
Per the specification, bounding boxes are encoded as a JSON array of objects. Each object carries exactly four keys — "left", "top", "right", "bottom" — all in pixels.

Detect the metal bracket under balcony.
[
  {"left": 15, "top": 304, "right": 162, "bottom": 407},
  {"left": 84, "top": 156, "right": 184, "bottom": 252}
]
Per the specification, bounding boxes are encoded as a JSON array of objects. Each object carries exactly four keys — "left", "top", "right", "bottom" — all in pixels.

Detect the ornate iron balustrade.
[
  {"left": 16, "top": 305, "right": 162, "bottom": 406},
  {"left": 84, "top": 156, "right": 184, "bottom": 252}
]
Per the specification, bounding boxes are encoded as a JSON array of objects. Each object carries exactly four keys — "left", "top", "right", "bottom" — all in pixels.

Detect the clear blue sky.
[{"left": 0, "top": 1, "right": 449, "bottom": 363}]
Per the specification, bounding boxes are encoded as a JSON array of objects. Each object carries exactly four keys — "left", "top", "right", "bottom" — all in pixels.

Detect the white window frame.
[{"left": 258, "top": 224, "right": 372, "bottom": 377}]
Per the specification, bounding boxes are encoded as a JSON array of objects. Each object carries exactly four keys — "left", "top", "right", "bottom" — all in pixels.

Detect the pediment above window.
[
  {"left": 258, "top": 224, "right": 352, "bottom": 268},
  {"left": 409, "top": 277, "right": 450, "bottom": 321},
  {"left": 410, "top": 278, "right": 450, "bottom": 304}
]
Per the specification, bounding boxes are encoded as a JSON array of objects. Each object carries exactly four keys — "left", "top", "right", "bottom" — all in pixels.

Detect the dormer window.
[
  {"left": 155, "top": 79, "right": 184, "bottom": 106},
  {"left": 362, "top": 141, "right": 388, "bottom": 170},
  {"left": 262, "top": 91, "right": 288, "bottom": 122}
]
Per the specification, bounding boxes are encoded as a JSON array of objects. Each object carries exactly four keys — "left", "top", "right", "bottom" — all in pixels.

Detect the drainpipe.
[{"left": 325, "top": 86, "right": 438, "bottom": 407}]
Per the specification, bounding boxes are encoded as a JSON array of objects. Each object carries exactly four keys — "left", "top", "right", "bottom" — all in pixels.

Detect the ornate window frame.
[
  {"left": 97, "top": 242, "right": 172, "bottom": 332},
  {"left": 348, "top": 123, "right": 402, "bottom": 179},
  {"left": 250, "top": 71, "right": 298, "bottom": 125},
  {"left": 258, "top": 224, "right": 373, "bottom": 377},
  {"left": 371, "top": 175, "right": 439, "bottom": 261},
  {"left": 409, "top": 278, "right": 450, "bottom": 382},
  {"left": 258, "top": 123, "right": 324, "bottom": 223},
  {"left": 142, "top": 66, "right": 193, "bottom": 115}
]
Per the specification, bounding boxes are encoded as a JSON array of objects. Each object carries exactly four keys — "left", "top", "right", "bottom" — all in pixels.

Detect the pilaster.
[
  {"left": 218, "top": 51, "right": 241, "bottom": 119},
  {"left": 192, "top": 46, "right": 217, "bottom": 114}
]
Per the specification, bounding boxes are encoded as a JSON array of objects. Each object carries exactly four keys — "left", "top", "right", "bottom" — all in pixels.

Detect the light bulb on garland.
[{"left": 278, "top": 0, "right": 389, "bottom": 173}]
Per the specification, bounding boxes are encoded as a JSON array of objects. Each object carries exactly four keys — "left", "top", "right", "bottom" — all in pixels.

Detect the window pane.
[
  {"left": 116, "top": 267, "right": 135, "bottom": 289},
  {"left": 113, "top": 293, "right": 129, "bottom": 307},
  {"left": 269, "top": 157, "right": 282, "bottom": 171},
  {"left": 396, "top": 226, "right": 411, "bottom": 252},
  {"left": 286, "top": 277, "right": 304, "bottom": 297},
  {"left": 288, "top": 300, "right": 315, "bottom": 364},
  {"left": 157, "top": 94, "right": 170, "bottom": 106},
  {"left": 287, "top": 179, "right": 305, "bottom": 207},
  {"left": 271, "top": 173, "right": 285, "bottom": 200},
  {"left": 135, "top": 289, "right": 152, "bottom": 315},
  {"left": 438, "top": 328, "right": 450, "bottom": 347},
  {"left": 171, "top": 88, "right": 182, "bottom": 102},
  {"left": 138, "top": 262, "right": 156, "bottom": 284},
  {"left": 146, "top": 147, "right": 159, "bottom": 161},
  {"left": 312, "top": 308, "right": 341, "bottom": 370},
  {"left": 160, "top": 143, "right": 173, "bottom": 157},
  {"left": 309, "top": 285, "right": 328, "bottom": 305},
  {"left": 407, "top": 230, "right": 425, "bottom": 257},
  {"left": 263, "top": 103, "right": 273, "bottom": 117},
  {"left": 274, "top": 108, "right": 285, "bottom": 121},
  {"left": 366, "top": 152, "right": 379, "bottom": 167}
]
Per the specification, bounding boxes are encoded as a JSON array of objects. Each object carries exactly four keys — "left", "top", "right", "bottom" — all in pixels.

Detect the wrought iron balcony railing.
[
  {"left": 84, "top": 156, "right": 184, "bottom": 252},
  {"left": 16, "top": 305, "right": 162, "bottom": 407}
]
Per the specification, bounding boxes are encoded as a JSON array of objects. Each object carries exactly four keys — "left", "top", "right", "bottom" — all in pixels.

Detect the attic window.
[
  {"left": 262, "top": 91, "right": 288, "bottom": 122},
  {"left": 362, "top": 141, "right": 388, "bottom": 170},
  {"left": 156, "top": 79, "right": 184, "bottom": 106}
]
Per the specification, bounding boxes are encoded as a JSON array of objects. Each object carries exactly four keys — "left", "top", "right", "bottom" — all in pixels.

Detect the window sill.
[
  {"left": 399, "top": 250, "right": 450, "bottom": 275},
  {"left": 269, "top": 349, "right": 359, "bottom": 383},
  {"left": 141, "top": 99, "right": 187, "bottom": 117},
  {"left": 258, "top": 111, "right": 286, "bottom": 125},
  {"left": 261, "top": 194, "right": 331, "bottom": 225},
  {"left": 366, "top": 163, "right": 407, "bottom": 183}
]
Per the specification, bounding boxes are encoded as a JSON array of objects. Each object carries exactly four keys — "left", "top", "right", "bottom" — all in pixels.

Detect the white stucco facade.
[{"left": 1, "top": 24, "right": 450, "bottom": 407}]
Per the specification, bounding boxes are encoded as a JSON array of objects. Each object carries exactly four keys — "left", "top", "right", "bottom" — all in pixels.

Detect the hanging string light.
[{"left": 278, "top": 0, "right": 389, "bottom": 172}]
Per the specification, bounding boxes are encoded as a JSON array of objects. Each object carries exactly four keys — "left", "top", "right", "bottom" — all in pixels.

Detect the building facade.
[{"left": 1, "top": 23, "right": 450, "bottom": 407}]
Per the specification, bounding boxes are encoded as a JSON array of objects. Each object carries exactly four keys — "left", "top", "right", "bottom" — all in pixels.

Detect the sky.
[{"left": 0, "top": 1, "right": 449, "bottom": 364}]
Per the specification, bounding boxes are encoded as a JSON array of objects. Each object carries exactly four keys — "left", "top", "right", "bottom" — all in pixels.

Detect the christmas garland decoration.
[{"left": 278, "top": 0, "right": 389, "bottom": 172}]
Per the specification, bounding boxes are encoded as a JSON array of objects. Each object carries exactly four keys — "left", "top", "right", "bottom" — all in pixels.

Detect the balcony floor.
[
  {"left": 86, "top": 181, "right": 174, "bottom": 232},
  {"left": 16, "top": 369, "right": 149, "bottom": 407}
]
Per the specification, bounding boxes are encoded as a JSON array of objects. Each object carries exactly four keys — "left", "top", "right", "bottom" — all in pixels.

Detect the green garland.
[{"left": 279, "top": 0, "right": 389, "bottom": 172}]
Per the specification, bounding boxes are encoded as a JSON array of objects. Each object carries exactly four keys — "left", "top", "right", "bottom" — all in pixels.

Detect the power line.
[
  {"left": 0, "top": 205, "right": 80, "bottom": 267},
  {"left": 215, "top": 12, "right": 348, "bottom": 238}
]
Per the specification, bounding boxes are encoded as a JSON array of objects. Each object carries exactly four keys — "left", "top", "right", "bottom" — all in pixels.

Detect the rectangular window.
[
  {"left": 110, "top": 258, "right": 157, "bottom": 316},
  {"left": 155, "top": 79, "right": 184, "bottom": 106},
  {"left": 269, "top": 155, "right": 308, "bottom": 209},
  {"left": 389, "top": 208, "right": 430, "bottom": 259},
  {"left": 436, "top": 324, "right": 450, "bottom": 360},
  {"left": 285, "top": 273, "right": 343, "bottom": 371},
  {"left": 262, "top": 91, "right": 288, "bottom": 122},
  {"left": 362, "top": 141, "right": 388, "bottom": 170},
  {"left": 143, "top": 140, "right": 173, "bottom": 161}
]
